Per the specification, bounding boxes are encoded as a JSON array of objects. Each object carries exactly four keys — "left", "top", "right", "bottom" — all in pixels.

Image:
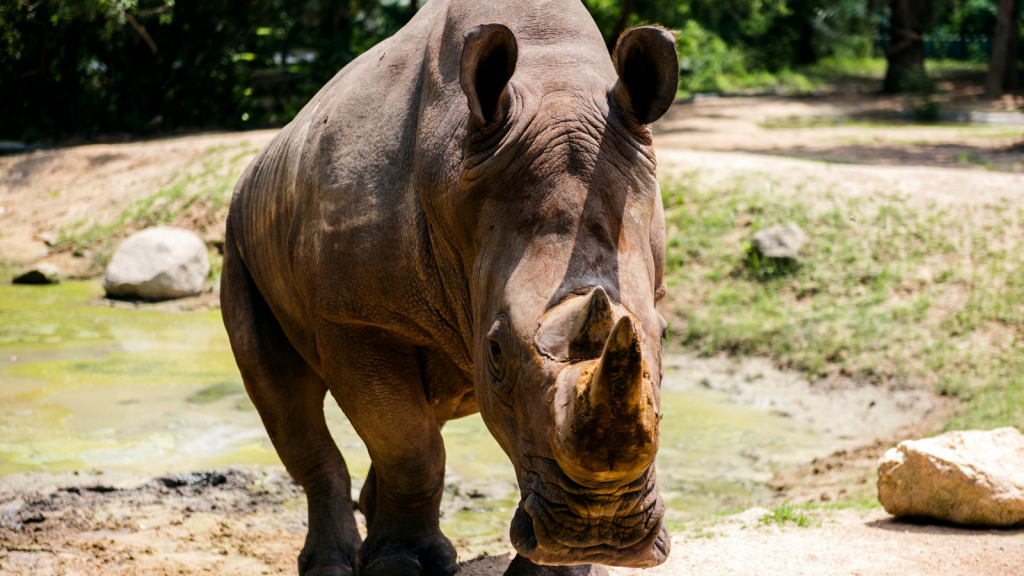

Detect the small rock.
[
  {"left": 752, "top": 225, "right": 807, "bottom": 259},
  {"left": 12, "top": 263, "right": 61, "bottom": 285},
  {"left": 102, "top": 227, "right": 209, "bottom": 300},
  {"left": 877, "top": 427, "right": 1024, "bottom": 527},
  {"left": 36, "top": 231, "right": 58, "bottom": 247}
]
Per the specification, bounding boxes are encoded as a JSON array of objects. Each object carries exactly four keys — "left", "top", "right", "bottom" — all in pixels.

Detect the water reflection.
[{"left": 0, "top": 282, "right": 822, "bottom": 538}]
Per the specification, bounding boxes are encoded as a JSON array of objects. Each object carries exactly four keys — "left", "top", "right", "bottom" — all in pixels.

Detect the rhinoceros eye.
[{"left": 487, "top": 315, "right": 511, "bottom": 381}]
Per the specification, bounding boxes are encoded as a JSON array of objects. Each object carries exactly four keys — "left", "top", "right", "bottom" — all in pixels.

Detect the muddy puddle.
[{"left": 0, "top": 282, "right": 939, "bottom": 543}]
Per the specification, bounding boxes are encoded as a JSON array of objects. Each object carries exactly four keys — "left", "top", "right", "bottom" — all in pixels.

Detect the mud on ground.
[
  {"left": 3, "top": 468, "right": 1021, "bottom": 576},
  {"left": 0, "top": 469, "right": 308, "bottom": 575}
]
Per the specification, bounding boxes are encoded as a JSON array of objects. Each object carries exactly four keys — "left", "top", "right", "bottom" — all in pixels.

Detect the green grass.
[
  {"left": 661, "top": 173, "right": 1024, "bottom": 432},
  {"left": 187, "top": 380, "right": 247, "bottom": 404},
  {"left": 954, "top": 152, "right": 998, "bottom": 170},
  {"left": 761, "top": 502, "right": 817, "bottom": 527}
]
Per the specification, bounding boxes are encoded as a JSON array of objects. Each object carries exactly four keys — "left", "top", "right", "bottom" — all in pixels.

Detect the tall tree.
[
  {"left": 884, "top": 0, "right": 933, "bottom": 93},
  {"left": 1002, "top": 0, "right": 1021, "bottom": 90},
  {"left": 987, "top": 0, "right": 1017, "bottom": 95}
]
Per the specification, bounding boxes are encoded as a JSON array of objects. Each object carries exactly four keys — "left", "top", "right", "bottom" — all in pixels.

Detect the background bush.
[{"left": 1, "top": 0, "right": 1021, "bottom": 141}]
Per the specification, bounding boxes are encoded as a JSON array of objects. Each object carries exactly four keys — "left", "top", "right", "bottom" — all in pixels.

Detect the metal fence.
[{"left": 875, "top": 34, "right": 994, "bottom": 62}]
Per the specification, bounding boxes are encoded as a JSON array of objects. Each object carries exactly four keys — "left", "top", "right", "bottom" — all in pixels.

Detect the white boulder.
[
  {"left": 752, "top": 224, "right": 807, "bottom": 259},
  {"left": 102, "top": 227, "right": 210, "bottom": 300},
  {"left": 877, "top": 427, "right": 1024, "bottom": 527}
]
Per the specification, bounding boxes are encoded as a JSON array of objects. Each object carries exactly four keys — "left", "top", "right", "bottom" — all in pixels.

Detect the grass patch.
[
  {"left": 661, "top": 173, "right": 1024, "bottom": 432},
  {"left": 54, "top": 143, "right": 258, "bottom": 273},
  {"left": 187, "top": 380, "right": 247, "bottom": 404},
  {"left": 761, "top": 502, "right": 817, "bottom": 527},
  {"left": 954, "top": 152, "right": 997, "bottom": 170}
]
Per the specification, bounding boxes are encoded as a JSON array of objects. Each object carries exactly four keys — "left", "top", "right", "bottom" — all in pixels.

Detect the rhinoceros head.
[{"left": 451, "top": 22, "right": 677, "bottom": 569}]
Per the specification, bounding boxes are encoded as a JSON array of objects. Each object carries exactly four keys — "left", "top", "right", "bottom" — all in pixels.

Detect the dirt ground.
[
  {"left": 3, "top": 92, "right": 1024, "bottom": 574},
  {"left": 0, "top": 130, "right": 276, "bottom": 267},
  {"left": 2, "top": 469, "right": 1020, "bottom": 576}
]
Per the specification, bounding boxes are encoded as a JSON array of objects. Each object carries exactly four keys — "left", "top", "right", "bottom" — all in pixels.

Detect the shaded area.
[{"left": 736, "top": 142, "right": 1024, "bottom": 171}]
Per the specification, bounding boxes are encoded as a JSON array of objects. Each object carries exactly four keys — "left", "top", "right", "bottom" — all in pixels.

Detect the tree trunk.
[
  {"left": 409, "top": 0, "right": 418, "bottom": 21},
  {"left": 607, "top": 0, "right": 636, "bottom": 54},
  {"left": 884, "top": 0, "right": 933, "bottom": 93},
  {"left": 1003, "top": 0, "right": 1021, "bottom": 90},
  {"left": 987, "top": 0, "right": 1016, "bottom": 96}
]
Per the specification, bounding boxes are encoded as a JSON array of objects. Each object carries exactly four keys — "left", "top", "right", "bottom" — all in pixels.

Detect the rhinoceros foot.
[{"left": 356, "top": 530, "right": 457, "bottom": 576}]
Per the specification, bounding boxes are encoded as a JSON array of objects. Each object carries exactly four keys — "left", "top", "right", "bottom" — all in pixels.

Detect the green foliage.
[
  {"left": 675, "top": 20, "right": 817, "bottom": 96},
  {"left": 744, "top": 245, "right": 799, "bottom": 280},
  {"left": 934, "top": 0, "right": 999, "bottom": 36},
  {"left": 675, "top": 20, "right": 747, "bottom": 92},
  {"left": 4, "top": 0, "right": 1010, "bottom": 139},
  {"left": 0, "top": 0, "right": 416, "bottom": 140}
]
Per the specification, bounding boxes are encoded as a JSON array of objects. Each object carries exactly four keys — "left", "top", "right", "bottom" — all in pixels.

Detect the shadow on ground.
[{"left": 734, "top": 143, "right": 1024, "bottom": 171}]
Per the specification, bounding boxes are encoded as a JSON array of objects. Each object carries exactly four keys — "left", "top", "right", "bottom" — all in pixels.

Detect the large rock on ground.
[
  {"left": 102, "top": 227, "right": 209, "bottom": 300},
  {"left": 752, "top": 224, "right": 807, "bottom": 259},
  {"left": 12, "top": 263, "right": 61, "bottom": 285},
  {"left": 877, "top": 427, "right": 1024, "bottom": 527}
]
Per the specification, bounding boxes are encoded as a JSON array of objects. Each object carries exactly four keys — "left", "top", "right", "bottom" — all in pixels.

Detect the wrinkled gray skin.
[{"left": 220, "top": 1, "right": 678, "bottom": 575}]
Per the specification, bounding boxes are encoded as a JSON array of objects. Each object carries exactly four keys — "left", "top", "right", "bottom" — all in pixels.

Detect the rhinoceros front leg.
[
  {"left": 221, "top": 237, "right": 361, "bottom": 576},
  {"left": 504, "top": 555, "right": 608, "bottom": 576},
  {"left": 320, "top": 325, "right": 458, "bottom": 576}
]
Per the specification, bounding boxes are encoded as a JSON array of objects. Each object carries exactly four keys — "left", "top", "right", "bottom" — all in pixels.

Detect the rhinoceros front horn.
[
  {"left": 590, "top": 316, "right": 645, "bottom": 408},
  {"left": 554, "top": 315, "right": 660, "bottom": 485}
]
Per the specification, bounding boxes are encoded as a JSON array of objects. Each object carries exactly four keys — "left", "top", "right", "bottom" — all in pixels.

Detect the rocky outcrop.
[
  {"left": 877, "top": 427, "right": 1024, "bottom": 527},
  {"left": 12, "top": 263, "right": 61, "bottom": 284},
  {"left": 102, "top": 227, "right": 209, "bottom": 300}
]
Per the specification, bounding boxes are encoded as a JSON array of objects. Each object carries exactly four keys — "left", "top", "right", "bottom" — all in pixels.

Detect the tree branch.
[{"left": 125, "top": 13, "right": 158, "bottom": 54}]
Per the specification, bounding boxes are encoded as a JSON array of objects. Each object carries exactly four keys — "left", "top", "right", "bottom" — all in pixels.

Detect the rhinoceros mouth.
[{"left": 509, "top": 459, "right": 670, "bottom": 567}]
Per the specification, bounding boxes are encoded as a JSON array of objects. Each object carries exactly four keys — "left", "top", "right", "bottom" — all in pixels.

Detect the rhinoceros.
[{"left": 221, "top": 0, "right": 678, "bottom": 574}]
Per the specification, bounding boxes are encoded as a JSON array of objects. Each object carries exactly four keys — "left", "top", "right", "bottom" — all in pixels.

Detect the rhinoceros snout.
[{"left": 509, "top": 462, "right": 670, "bottom": 568}]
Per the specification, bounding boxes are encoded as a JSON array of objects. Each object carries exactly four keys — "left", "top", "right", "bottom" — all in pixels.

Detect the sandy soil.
[
  {"left": 0, "top": 130, "right": 276, "bottom": 267},
  {"left": 3, "top": 93, "right": 1024, "bottom": 574},
  {"left": 464, "top": 508, "right": 1024, "bottom": 576},
  {"left": 3, "top": 469, "right": 1020, "bottom": 576},
  {"left": 654, "top": 94, "right": 1024, "bottom": 172}
]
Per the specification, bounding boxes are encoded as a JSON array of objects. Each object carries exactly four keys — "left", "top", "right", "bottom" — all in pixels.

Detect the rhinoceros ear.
[
  {"left": 612, "top": 26, "right": 679, "bottom": 124},
  {"left": 461, "top": 23, "right": 518, "bottom": 124}
]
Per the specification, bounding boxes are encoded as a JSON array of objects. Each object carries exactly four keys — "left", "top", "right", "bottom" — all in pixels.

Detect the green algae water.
[{"left": 0, "top": 281, "right": 822, "bottom": 536}]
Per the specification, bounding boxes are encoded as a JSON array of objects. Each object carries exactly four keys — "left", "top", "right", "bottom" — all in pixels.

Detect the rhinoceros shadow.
[
  {"left": 456, "top": 553, "right": 514, "bottom": 575},
  {"left": 866, "top": 516, "right": 1024, "bottom": 535}
]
